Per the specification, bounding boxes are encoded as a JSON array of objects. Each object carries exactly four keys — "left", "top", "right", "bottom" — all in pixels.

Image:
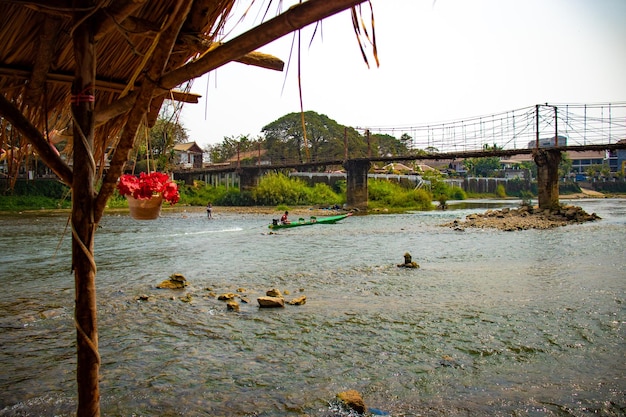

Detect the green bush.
[
  {"left": 448, "top": 186, "right": 466, "bottom": 200},
  {"left": 496, "top": 184, "right": 507, "bottom": 198},
  {"left": 252, "top": 173, "right": 332, "bottom": 206},
  {"left": 6, "top": 179, "right": 70, "bottom": 199},
  {"left": 304, "top": 183, "right": 343, "bottom": 205},
  {"left": 369, "top": 180, "right": 433, "bottom": 210}
]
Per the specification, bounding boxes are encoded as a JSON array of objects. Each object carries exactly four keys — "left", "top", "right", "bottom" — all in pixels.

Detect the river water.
[{"left": 0, "top": 199, "right": 624, "bottom": 416}]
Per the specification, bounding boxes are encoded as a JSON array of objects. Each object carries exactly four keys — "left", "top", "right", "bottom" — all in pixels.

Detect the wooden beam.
[
  {"left": 0, "top": 66, "right": 201, "bottom": 103},
  {"left": 7, "top": 0, "right": 89, "bottom": 17},
  {"left": 161, "top": 0, "right": 366, "bottom": 89},
  {"left": 93, "top": 0, "right": 150, "bottom": 41},
  {"left": 0, "top": 93, "right": 73, "bottom": 185},
  {"left": 71, "top": 16, "right": 99, "bottom": 417},
  {"left": 24, "top": 15, "right": 61, "bottom": 106}
]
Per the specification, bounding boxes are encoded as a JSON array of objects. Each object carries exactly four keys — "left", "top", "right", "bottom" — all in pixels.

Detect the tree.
[
  {"left": 464, "top": 144, "right": 502, "bottom": 177},
  {"left": 207, "top": 135, "right": 261, "bottom": 164},
  {"left": 370, "top": 133, "right": 409, "bottom": 157},
  {"left": 262, "top": 111, "right": 365, "bottom": 166},
  {"left": 132, "top": 114, "right": 188, "bottom": 172},
  {"left": 558, "top": 153, "right": 573, "bottom": 179}
]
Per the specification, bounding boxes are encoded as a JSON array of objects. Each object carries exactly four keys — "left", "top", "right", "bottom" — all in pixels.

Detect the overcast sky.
[{"left": 176, "top": 0, "right": 626, "bottom": 148}]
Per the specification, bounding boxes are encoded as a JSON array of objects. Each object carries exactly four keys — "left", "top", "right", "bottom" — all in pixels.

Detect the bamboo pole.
[{"left": 71, "top": 18, "right": 100, "bottom": 417}]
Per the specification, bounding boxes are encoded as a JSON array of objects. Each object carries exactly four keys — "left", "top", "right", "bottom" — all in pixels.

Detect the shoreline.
[{"left": 2, "top": 192, "right": 623, "bottom": 216}]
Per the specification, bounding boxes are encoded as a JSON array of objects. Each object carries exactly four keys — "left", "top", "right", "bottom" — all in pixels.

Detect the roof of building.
[{"left": 173, "top": 142, "right": 204, "bottom": 153}]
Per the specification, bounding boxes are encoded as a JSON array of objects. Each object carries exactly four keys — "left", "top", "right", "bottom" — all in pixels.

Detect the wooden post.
[{"left": 71, "top": 20, "right": 100, "bottom": 417}]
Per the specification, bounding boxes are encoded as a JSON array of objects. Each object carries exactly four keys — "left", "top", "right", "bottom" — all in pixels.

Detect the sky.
[{"left": 176, "top": 0, "right": 626, "bottom": 148}]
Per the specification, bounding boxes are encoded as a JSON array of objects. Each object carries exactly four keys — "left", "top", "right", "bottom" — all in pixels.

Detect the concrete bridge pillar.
[
  {"left": 533, "top": 149, "right": 562, "bottom": 210},
  {"left": 239, "top": 168, "right": 260, "bottom": 191},
  {"left": 344, "top": 158, "right": 371, "bottom": 210}
]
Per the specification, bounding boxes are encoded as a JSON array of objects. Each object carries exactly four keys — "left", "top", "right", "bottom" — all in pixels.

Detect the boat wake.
[{"left": 171, "top": 227, "right": 244, "bottom": 237}]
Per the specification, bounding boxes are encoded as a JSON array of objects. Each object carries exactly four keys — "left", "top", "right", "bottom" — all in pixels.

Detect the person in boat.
[
  {"left": 280, "top": 211, "right": 290, "bottom": 224},
  {"left": 206, "top": 202, "right": 212, "bottom": 219}
]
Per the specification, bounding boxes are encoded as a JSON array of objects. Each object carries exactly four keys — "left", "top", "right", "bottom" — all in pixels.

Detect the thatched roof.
[{"left": 0, "top": 0, "right": 370, "bottom": 193}]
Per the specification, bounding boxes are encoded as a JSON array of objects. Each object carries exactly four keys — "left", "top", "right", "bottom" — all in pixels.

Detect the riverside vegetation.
[{"left": 1, "top": 173, "right": 465, "bottom": 213}]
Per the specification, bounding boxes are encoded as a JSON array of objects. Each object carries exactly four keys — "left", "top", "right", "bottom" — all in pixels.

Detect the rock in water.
[
  {"left": 156, "top": 273, "right": 188, "bottom": 289},
  {"left": 257, "top": 296, "right": 285, "bottom": 308},
  {"left": 266, "top": 288, "right": 283, "bottom": 298},
  {"left": 337, "top": 389, "right": 365, "bottom": 414}
]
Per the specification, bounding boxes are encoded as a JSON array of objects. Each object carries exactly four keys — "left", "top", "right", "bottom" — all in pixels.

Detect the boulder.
[
  {"left": 288, "top": 295, "right": 307, "bottom": 305},
  {"left": 257, "top": 296, "right": 285, "bottom": 308},
  {"left": 442, "top": 204, "right": 600, "bottom": 231},
  {"left": 217, "top": 293, "right": 236, "bottom": 301},
  {"left": 169, "top": 273, "right": 187, "bottom": 283},
  {"left": 156, "top": 273, "right": 188, "bottom": 289},
  {"left": 226, "top": 301, "right": 240, "bottom": 312},
  {"left": 266, "top": 288, "right": 283, "bottom": 298},
  {"left": 337, "top": 389, "right": 365, "bottom": 414}
]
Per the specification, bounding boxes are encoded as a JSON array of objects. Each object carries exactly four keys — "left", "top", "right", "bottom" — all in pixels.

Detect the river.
[{"left": 0, "top": 199, "right": 624, "bottom": 416}]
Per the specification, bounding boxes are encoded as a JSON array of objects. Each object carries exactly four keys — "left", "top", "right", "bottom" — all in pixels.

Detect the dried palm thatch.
[{"left": 0, "top": 1, "right": 375, "bottom": 416}]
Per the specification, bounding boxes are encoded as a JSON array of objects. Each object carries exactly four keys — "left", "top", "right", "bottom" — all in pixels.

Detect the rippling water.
[{"left": 0, "top": 199, "right": 624, "bottom": 416}]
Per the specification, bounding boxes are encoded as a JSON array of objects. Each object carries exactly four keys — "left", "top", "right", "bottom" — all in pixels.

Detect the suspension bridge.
[
  {"left": 175, "top": 102, "right": 626, "bottom": 210},
  {"left": 359, "top": 102, "right": 626, "bottom": 156}
]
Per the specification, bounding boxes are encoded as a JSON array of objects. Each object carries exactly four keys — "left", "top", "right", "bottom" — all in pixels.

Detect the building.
[
  {"left": 173, "top": 142, "right": 204, "bottom": 169},
  {"left": 527, "top": 135, "right": 568, "bottom": 149},
  {"left": 504, "top": 150, "right": 608, "bottom": 174}
]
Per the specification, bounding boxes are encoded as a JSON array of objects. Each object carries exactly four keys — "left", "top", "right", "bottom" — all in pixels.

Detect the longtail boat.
[{"left": 269, "top": 212, "right": 352, "bottom": 230}]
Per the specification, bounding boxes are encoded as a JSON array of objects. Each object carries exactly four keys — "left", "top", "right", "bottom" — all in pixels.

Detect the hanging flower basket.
[
  {"left": 126, "top": 194, "right": 163, "bottom": 220},
  {"left": 117, "top": 172, "right": 180, "bottom": 220}
]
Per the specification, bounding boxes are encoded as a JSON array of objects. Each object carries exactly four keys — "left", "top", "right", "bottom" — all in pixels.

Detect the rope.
[
  {"left": 70, "top": 86, "right": 99, "bottom": 364},
  {"left": 70, "top": 219, "right": 99, "bottom": 363},
  {"left": 74, "top": 317, "right": 101, "bottom": 366},
  {"left": 70, "top": 221, "right": 97, "bottom": 275}
]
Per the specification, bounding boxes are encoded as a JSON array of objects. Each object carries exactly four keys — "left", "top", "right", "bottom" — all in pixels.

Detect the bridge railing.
[
  {"left": 191, "top": 102, "right": 626, "bottom": 174},
  {"left": 359, "top": 102, "right": 626, "bottom": 155}
]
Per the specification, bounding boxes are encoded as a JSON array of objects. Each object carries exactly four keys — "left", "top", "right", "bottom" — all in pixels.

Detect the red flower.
[{"left": 117, "top": 172, "right": 179, "bottom": 205}]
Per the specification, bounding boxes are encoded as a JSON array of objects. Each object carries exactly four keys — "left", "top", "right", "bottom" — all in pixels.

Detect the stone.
[
  {"left": 398, "top": 261, "right": 419, "bottom": 268},
  {"left": 288, "top": 295, "right": 307, "bottom": 305},
  {"left": 257, "top": 296, "right": 285, "bottom": 308},
  {"left": 442, "top": 204, "right": 600, "bottom": 231},
  {"left": 337, "top": 389, "right": 365, "bottom": 414},
  {"left": 226, "top": 301, "right": 239, "bottom": 312},
  {"left": 266, "top": 288, "right": 283, "bottom": 298},
  {"left": 156, "top": 278, "right": 187, "bottom": 289},
  {"left": 169, "top": 273, "right": 187, "bottom": 283},
  {"left": 217, "top": 293, "right": 236, "bottom": 300}
]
